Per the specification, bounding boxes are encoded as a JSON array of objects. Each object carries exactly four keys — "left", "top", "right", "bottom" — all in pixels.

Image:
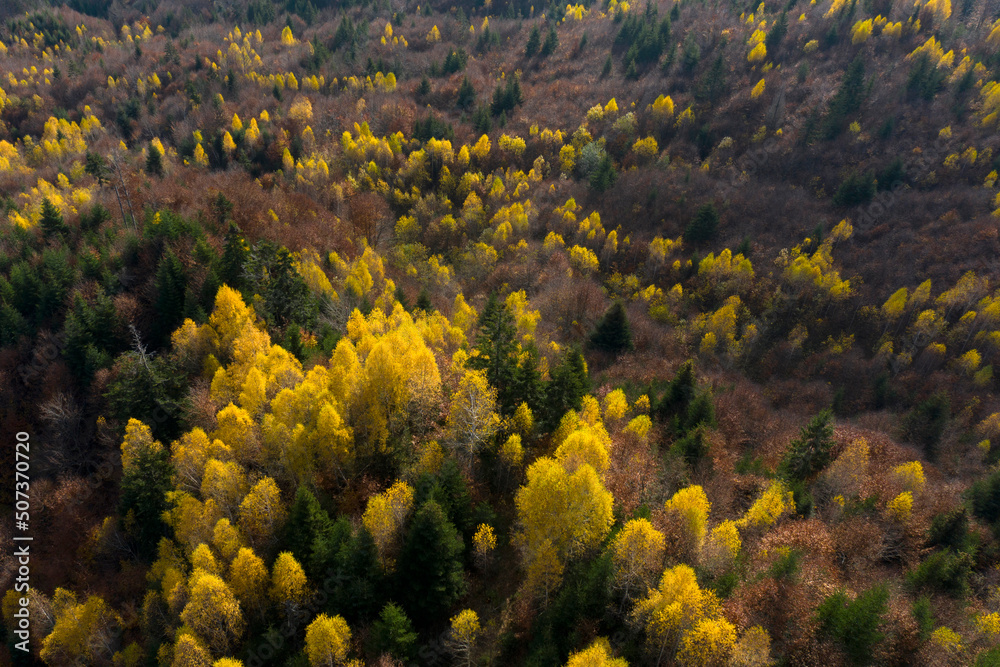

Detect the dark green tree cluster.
[
  {"left": 821, "top": 55, "right": 867, "bottom": 139},
  {"left": 779, "top": 409, "right": 835, "bottom": 482},
  {"left": 589, "top": 302, "right": 633, "bottom": 354},
  {"left": 491, "top": 75, "right": 524, "bottom": 116},
  {"left": 614, "top": 3, "right": 671, "bottom": 71},
  {"left": 815, "top": 585, "right": 889, "bottom": 665},
  {"left": 683, "top": 203, "right": 719, "bottom": 243},
  {"left": 650, "top": 361, "right": 717, "bottom": 465}
]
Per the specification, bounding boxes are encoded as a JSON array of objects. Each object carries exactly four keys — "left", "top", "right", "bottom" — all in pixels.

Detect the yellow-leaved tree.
[
  {"left": 180, "top": 571, "right": 245, "bottom": 653},
  {"left": 40, "top": 590, "right": 121, "bottom": 665},
  {"left": 447, "top": 369, "right": 500, "bottom": 458},
  {"left": 362, "top": 480, "right": 415, "bottom": 568},
  {"left": 633, "top": 564, "right": 730, "bottom": 666},
  {"left": 305, "top": 614, "right": 352, "bottom": 666},
  {"left": 446, "top": 609, "right": 481, "bottom": 667},
  {"left": 664, "top": 485, "right": 711, "bottom": 549},
  {"left": 238, "top": 477, "right": 286, "bottom": 548},
  {"left": 565, "top": 638, "right": 629, "bottom": 666},
  {"left": 270, "top": 552, "right": 310, "bottom": 618},
  {"left": 120, "top": 418, "right": 163, "bottom": 474},
  {"left": 611, "top": 518, "right": 666, "bottom": 606},
  {"left": 228, "top": 547, "right": 268, "bottom": 618},
  {"left": 515, "top": 457, "right": 614, "bottom": 598},
  {"left": 172, "top": 633, "right": 212, "bottom": 667}
]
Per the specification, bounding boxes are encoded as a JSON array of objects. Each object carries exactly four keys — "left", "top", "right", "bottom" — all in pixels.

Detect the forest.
[{"left": 1, "top": 0, "right": 1000, "bottom": 664}]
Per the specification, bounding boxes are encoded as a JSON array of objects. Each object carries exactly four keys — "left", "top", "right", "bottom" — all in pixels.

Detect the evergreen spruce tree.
[
  {"left": 370, "top": 603, "right": 418, "bottom": 662},
  {"left": 395, "top": 501, "right": 466, "bottom": 623},
  {"left": 329, "top": 527, "right": 386, "bottom": 624},
  {"left": 683, "top": 203, "right": 719, "bottom": 242},
  {"left": 119, "top": 444, "right": 173, "bottom": 558},
  {"left": 526, "top": 25, "right": 541, "bottom": 57},
  {"left": 822, "top": 54, "right": 867, "bottom": 139},
  {"left": 697, "top": 54, "right": 728, "bottom": 104},
  {"left": 780, "top": 409, "right": 835, "bottom": 481},
  {"left": 590, "top": 154, "right": 618, "bottom": 192},
  {"left": 40, "top": 198, "right": 67, "bottom": 238},
  {"left": 765, "top": 11, "right": 788, "bottom": 53},
  {"left": 543, "top": 347, "right": 589, "bottom": 427},
  {"left": 456, "top": 76, "right": 476, "bottom": 110},
  {"left": 511, "top": 344, "right": 546, "bottom": 415},
  {"left": 415, "top": 288, "right": 432, "bottom": 312},
  {"left": 219, "top": 223, "right": 249, "bottom": 292},
  {"left": 602, "top": 54, "right": 613, "bottom": 77},
  {"left": 541, "top": 25, "right": 559, "bottom": 56},
  {"left": 467, "top": 293, "right": 519, "bottom": 415},
  {"left": 146, "top": 141, "right": 164, "bottom": 176},
  {"left": 590, "top": 302, "right": 633, "bottom": 353},
  {"left": 154, "top": 249, "right": 188, "bottom": 345},
  {"left": 283, "top": 486, "right": 332, "bottom": 575},
  {"left": 654, "top": 360, "right": 696, "bottom": 422}
]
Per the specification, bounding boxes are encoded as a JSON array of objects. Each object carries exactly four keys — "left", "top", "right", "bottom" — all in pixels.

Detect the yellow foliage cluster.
[
  {"left": 738, "top": 481, "right": 794, "bottom": 529},
  {"left": 516, "top": 405, "right": 615, "bottom": 596},
  {"left": 632, "top": 136, "right": 659, "bottom": 161},
  {"left": 633, "top": 565, "right": 738, "bottom": 665},
  {"left": 649, "top": 94, "right": 675, "bottom": 122},
  {"left": 363, "top": 481, "right": 415, "bottom": 567},
  {"left": 777, "top": 220, "right": 854, "bottom": 298},
  {"left": 695, "top": 295, "right": 749, "bottom": 356},
  {"left": 887, "top": 491, "right": 913, "bottom": 522},
  {"left": 698, "top": 249, "right": 754, "bottom": 286},
  {"left": 569, "top": 245, "right": 600, "bottom": 273},
  {"left": 908, "top": 36, "right": 954, "bottom": 69},
  {"left": 665, "top": 485, "right": 711, "bottom": 545},
  {"left": 566, "top": 638, "right": 628, "bottom": 666},
  {"left": 851, "top": 18, "right": 873, "bottom": 43},
  {"left": 7, "top": 175, "right": 94, "bottom": 229}
]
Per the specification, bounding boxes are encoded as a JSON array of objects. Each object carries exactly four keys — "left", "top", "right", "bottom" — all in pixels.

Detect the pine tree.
[
  {"left": 395, "top": 500, "right": 466, "bottom": 623},
  {"left": 511, "top": 344, "right": 546, "bottom": 415},
  {"left": 415, "top": 288, "right": 432, "bottom": 312},
  {"left": 154, "top": 249, "right": 187, "bottom": 345},
  {"left": 283, "top": 486, "right": 332, "bottom": 575},
  {"left": 780, "top": 409, "right": 835, "bottom": 481},
  {"left": 541, "top": 26, "right": 559, "bottom": 56},
  {"left": 625, "top": 58, "right": 638, "bottom": 80},
  {"left": 40, "top": 198, "right": 67, "bottom": 238},
  {"left": 370, "top": 602, "right": 418, "bottom": 662},
  {"left": 328, "top": 527, "right": 385, "bottom": 623},
  {"left": 146, "top": 141, "right": 164, "bottom": 176},
  {"left": 822, "top": 54, "right": 867, "bottom": 139},
  {"left": 697, "top": 54, "right": 728, "bottom": 104},
  {"left": 590, "top": 302, "right": 633, "bottom": 353},
  {"left": 671, "top": 425, "right": 709, "bottom": 466},
  {"left": 765, "top": 11, "right": 788, "bottom": 53},
  {"left": 526, "top": 26, "right": 541, "bottom": 57},
  {"left": 590, "top": 154, "right": 618, "bottom": 192},
  {"left": 118, "top": 442, "right": 173, "bottom": 557},
  {"left": 654, "top": 360, "right": 696, "bottom": 422},
  {"left": 467, "top": 292, "right": 519, "bottom": 415},
  {"left": 683, "top": 203, "right": 719, "bottom": 243},
  {"left": 457, "top": 76, "right": 476, "bottom": 110},
  {"left": 602, "top": 54, "right": 613, "bottom": 78},
  {"left": 543, "top": 347, "right": 589, "bottom": 427},
  {"left": 85, "top": 151, "right": 110, "bottom": 183},
  {"left": 219, "top": 223, "right": 249, "bottom": 292}
]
